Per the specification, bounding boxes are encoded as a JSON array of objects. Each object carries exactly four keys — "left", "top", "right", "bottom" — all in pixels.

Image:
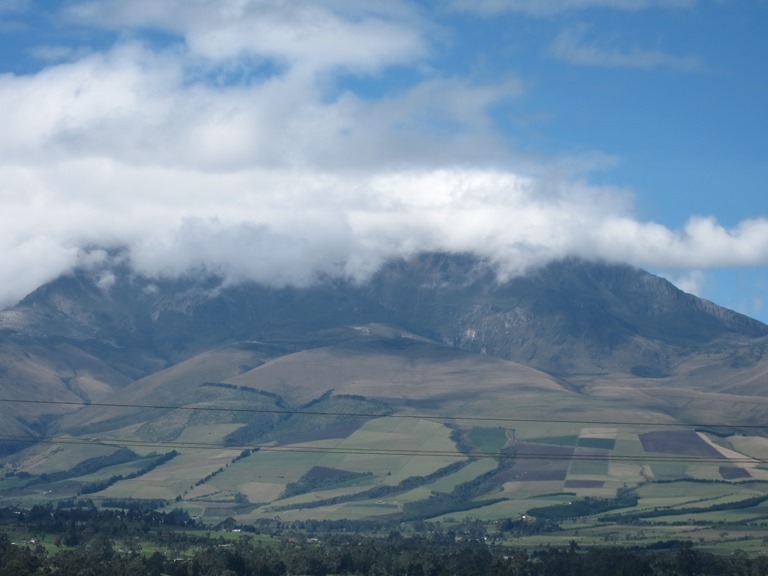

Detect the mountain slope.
[
  {"left": 0, "top": 254, "right": 766, "bottom": 447},
  {"left": 366, "top": 255, "right": 768, "bottom": 376},
  {"left": 2, "top": 254, "right": 768, "bottom": 521},
  {"left": 5, "top": 255, "right": 765, "bottom": 371}
]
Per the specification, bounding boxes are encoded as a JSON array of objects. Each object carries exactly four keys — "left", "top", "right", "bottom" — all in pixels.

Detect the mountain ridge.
[{"left": 2, "top": 254, "right": 766, "bottom": 378}]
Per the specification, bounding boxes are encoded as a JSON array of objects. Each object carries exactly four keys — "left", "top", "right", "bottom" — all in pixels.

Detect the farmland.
[
  {"left": 2, "top": 313, "right": 768, "bottom": 549},
  {"left": 4, "top": 401, "right": 768, "bottom": 550}
]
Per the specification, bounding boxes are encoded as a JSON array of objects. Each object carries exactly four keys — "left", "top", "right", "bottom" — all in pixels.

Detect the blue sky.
[{"left": 0, "top": 0, "right": 766, "bottom": 321}]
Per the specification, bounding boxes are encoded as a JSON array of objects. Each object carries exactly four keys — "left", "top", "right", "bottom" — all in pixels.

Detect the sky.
[{"left": 0, "top": 0, "right": 766, "bottom": 321}]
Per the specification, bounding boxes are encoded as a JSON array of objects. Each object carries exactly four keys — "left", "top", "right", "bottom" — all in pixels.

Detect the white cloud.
[
  {"left": 591, "top": 216, "right": 768, "bottom": 267},
  {"left": 550, "top": 26, "right": 700, "bottom": 69},
  {"left": 449, "top": 0, "right": 695, "bottom": 16},
  {"left": 3, "top": 148, "right": 768, "bottom": 309},
  {"left": 66, "top": 0, "right": 428, "bottom": 75},
  {"left": 0, "top": 0, "right": 765, "bottom": 313},
  {"left": 0, "top": 40, "right": 520, "bottom": 172}
]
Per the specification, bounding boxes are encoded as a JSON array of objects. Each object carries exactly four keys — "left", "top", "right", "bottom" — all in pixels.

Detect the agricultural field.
[{"left": 3, "top": 382, "right": 768, "bottom": 550}]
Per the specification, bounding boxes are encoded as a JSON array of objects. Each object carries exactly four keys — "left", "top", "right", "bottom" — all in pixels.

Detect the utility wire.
[
  {"left": 0, "top": 434, "right": 763, "bottom": 465},
  {"left": 1, "top": 397, "right": 765, "bottom": 430}
]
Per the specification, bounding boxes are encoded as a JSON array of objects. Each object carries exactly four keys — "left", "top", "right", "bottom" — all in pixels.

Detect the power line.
[
  {"left": 1, "top": 397, "right": 766, "bottom": 430},
  {"left": 0, "top": 434, "right": 763, "bottom": 465}
]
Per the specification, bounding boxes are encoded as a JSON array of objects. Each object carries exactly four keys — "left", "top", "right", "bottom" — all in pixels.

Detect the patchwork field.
[
  {"left": 3, "top": 332, "right": 768, "bottom": 549},
  {"left": 4, "top": 400, "right": 767, "bottom": 536}
]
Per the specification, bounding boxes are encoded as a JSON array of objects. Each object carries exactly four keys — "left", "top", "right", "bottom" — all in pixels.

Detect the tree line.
[
  {"left": 3, "top": 502, "right": 768, "bottom": 575},
  {"left": 3, "top": 530, "right": 768, "bottom": 576}
]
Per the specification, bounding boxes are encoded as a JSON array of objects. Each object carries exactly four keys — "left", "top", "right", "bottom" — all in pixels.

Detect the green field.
[
  {"left": 4, "top": 373, "right": 768, "bottom": 551},
  {"left": 427, "top": 458, "right": 498, "bottom": 493},
  {"left": 466, "top": 427, "right": 509, "bottom": 454}
]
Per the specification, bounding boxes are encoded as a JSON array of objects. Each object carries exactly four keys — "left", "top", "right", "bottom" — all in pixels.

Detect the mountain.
[
  {"left": 3, "top": 254, "right": 765, "bottom": 383},
  {"left": 1, "top": 255, "right": 766, "bottom": 432},
  {"left": 1, "top": 254, "right": 767, "bottom": 522}
]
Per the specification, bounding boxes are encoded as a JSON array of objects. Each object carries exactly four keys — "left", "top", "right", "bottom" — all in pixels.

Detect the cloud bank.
[{"left": 0, "top": 0, "right": 766, "bottom": 309}]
